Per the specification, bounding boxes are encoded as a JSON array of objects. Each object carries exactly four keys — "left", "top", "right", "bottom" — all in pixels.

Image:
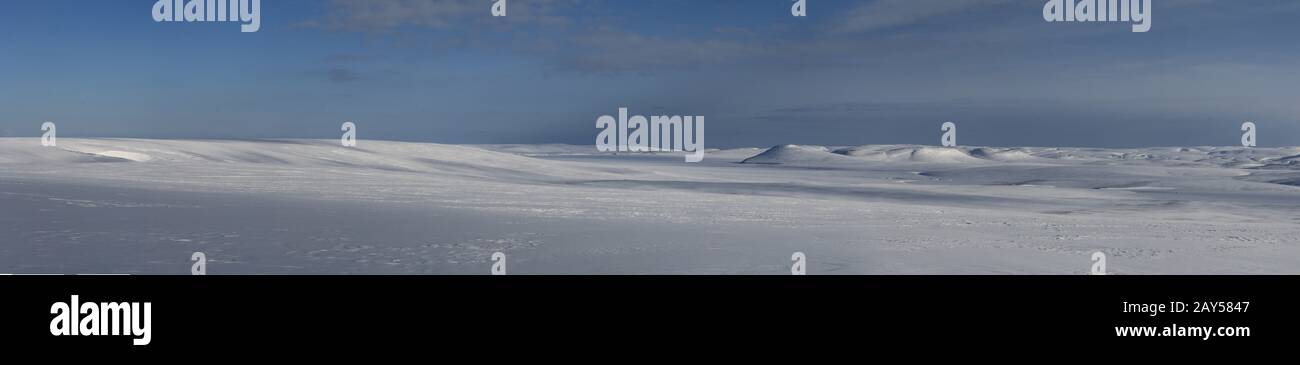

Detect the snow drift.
[{"left": 2, "top": 138, "right": 1299, "bottom": 275}]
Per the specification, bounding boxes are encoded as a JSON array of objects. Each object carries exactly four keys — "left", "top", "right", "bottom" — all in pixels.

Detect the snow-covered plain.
[{"left": 2, "top": 138, "right": 1298, "bottom": 274}]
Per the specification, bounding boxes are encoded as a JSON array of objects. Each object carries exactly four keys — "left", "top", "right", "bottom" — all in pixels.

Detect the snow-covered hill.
[{"left": 2, "top": 138, "right": 1298, "bottom": 274}]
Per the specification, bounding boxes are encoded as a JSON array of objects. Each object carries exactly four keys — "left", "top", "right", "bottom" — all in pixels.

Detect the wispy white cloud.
[
  {"left": 826, "top": 0, "right": 1012, "bottom": 33},
  {"left": 301, "top": 0, "right": 575, "bottom": 31}
]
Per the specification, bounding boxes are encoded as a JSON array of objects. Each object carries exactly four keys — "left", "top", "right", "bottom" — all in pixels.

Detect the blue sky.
[{"left": 1, "top": 0, "right": 1298, "bottom": 147}]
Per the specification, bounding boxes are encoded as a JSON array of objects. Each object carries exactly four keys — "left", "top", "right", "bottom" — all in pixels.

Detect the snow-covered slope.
[
  {"left": 744, "top": 144, "right": 1300, "bottom": 168},
  {"left": 741, "top": 144, "right": 848, "bottom": 164},
  {"left": 2, "top": 138, "right": 1298, "bottom": 275}
]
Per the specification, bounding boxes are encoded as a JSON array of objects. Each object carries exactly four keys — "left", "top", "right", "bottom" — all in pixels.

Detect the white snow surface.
[{"left": 2, "top": 138, "right": 1298, "bottom": 274}]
